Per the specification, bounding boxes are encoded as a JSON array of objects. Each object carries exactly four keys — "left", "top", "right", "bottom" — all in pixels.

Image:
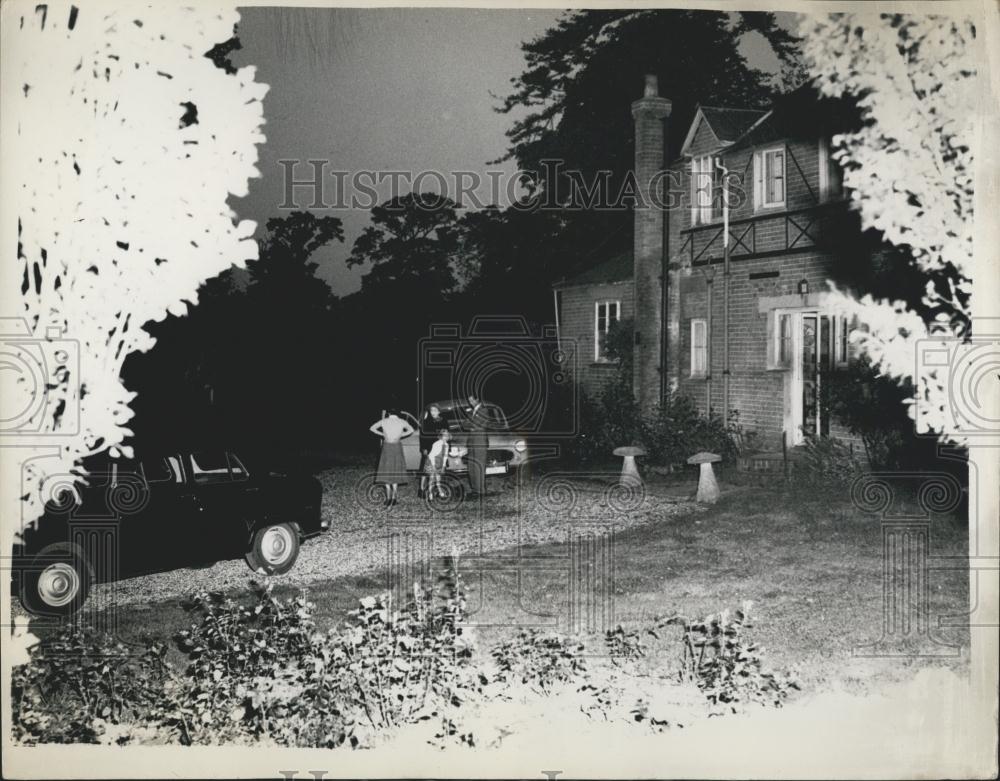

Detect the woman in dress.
[
  {"left": 418, "top": 404, "right": 449, "bottom": 499},
  {"left": 370, "top": 408, "right": 414, "bottom": 507}
]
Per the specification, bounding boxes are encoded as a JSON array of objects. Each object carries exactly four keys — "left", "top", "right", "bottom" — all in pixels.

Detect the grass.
[{"left": 96, "top": 473, "right": 969, "bottom": 695}]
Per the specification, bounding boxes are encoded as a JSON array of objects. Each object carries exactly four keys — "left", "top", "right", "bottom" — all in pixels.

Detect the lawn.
[{"left": 99, "top": 469, "right": 970, "bottom": 695}]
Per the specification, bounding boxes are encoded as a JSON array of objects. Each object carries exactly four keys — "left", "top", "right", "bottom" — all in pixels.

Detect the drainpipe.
[
  {"left": 715, "top": 156, "right": 731, "bottom": 421},
  {"left": 705, "top": 272, "right": 713, "bottom": 415}
]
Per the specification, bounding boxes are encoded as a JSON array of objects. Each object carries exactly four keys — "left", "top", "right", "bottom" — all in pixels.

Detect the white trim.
[
  {"left": 593, "top": 299, "right": 621, "bottom": 362},
  {"left": 690, "top": 155, "right": 715, "bottom": 225},
  {"left": 680, "top": 108, "right": 713, "bottom": 158},
  {"left": 753, "top": 145, "right": 786, "bottom": 211}
]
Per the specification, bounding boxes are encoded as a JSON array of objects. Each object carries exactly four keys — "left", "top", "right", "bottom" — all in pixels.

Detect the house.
[{"left": 554, "top": 75, "right": 865, "bottom": 453}]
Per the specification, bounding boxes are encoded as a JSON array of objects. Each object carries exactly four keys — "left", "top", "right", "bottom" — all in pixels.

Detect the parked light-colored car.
[{"left": 400, "top": 400, "right": 529, "bottom": 478}]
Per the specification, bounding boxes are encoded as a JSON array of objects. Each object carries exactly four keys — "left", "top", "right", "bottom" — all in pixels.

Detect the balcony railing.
[{"left": 677, "top": 202, "right": 847, "bottom": 267}]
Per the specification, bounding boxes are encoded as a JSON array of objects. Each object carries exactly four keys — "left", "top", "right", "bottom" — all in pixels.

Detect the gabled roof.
[
  {"left": 553, "top": 251, "right": 632, "bottom": 289},
  {"left": 680, "top": 105, "right": 769, "bottom": 157}
]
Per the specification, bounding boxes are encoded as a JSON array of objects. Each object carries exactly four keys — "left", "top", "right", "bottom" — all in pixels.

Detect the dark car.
[{"left": 13, "top": 450, "right": 325, "bottom": 616}]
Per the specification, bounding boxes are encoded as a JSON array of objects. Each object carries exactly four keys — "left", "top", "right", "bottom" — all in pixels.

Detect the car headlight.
[{"left": 514, "top": 439, "right": 527, "bottom": 453}]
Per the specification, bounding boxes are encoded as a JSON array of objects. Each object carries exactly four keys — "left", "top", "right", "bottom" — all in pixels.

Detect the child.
[{"left": 424, "top": 429, "right": 451, "bottom": 500}]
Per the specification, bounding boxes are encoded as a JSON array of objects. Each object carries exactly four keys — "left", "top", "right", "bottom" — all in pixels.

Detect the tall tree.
[
  {"left": 348, "top": 192, "right": 463, "bottom": 296},
  {"left": 490, "top": 10, "right": 800, "bottom": 287},
  {"left": 801, "top": 13, "right": 976, "bottom": 443}
]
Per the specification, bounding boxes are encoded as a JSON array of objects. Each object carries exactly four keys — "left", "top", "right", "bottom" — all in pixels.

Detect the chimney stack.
[{"left": 631, "top": 74, "right": 671, "bottom": 413}]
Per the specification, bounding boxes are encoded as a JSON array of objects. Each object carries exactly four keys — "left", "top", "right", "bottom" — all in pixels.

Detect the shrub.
[
  {"left": 825, "top": 357, "right": 914, "bottom": 469},
  {"left": 13, "top": 558, "right": 475, "bottom": 747},
  {"left": 11, "top": 628, "right": 178, "bottom": 745},
  {"left": 666, "top": 603, "right": 798, "bottom": 712},
  {"left": 642, "top": 393, "right": 739, "bottom": 467},
  {"left": 791, "top": 433, "right": 864, "bottom": 497},
  {"left": 490, "top": 629, "right": 588, "bottom": 694}
]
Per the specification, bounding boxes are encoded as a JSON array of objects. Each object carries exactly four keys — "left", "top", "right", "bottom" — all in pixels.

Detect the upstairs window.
[
  {"left": 594, "top": 300, "right": 620, "bottom": 362},
  {"left": 690, "top": 318, "right": 708, "bottom": 378},
  {"left": 690, "top": 155, "right": 717, "bottom": 225},
  {"left": 754, "top": 147, "right": 786, "bottom": 210}
]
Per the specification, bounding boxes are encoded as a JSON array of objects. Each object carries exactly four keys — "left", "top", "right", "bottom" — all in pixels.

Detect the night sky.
[{"left": 230, "top": 7, "right": 789, "bottom": 296}]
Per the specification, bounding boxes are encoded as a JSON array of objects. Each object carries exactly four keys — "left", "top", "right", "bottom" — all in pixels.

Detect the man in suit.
[{"left": 465, "top": 394, "right": 489, "bottom": 498}]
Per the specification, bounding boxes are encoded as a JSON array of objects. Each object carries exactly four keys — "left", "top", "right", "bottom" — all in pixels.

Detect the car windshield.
[{"left": 438, "top": 403, "right": 508, "bottom": 431}]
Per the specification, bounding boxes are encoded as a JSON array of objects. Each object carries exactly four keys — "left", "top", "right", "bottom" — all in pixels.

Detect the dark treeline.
[{"left": 123, "top": 10, "right": 802, "bottom": 468}]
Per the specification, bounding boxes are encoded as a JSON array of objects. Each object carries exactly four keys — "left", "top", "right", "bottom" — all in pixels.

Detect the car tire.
[
  {"left": 245, "top": 523, "right": 300, "bottom": 575},
  {"left": 19, "top": 542, "right": 94, "bottom": 617}
]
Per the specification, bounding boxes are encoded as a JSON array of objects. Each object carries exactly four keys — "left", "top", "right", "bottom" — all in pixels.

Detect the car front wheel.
[
  {"left": 245, "top": 523, "right": 300, "bottom": 575},
  {"left": 20, "top": 543, "right": 93, "bottom": 616}
]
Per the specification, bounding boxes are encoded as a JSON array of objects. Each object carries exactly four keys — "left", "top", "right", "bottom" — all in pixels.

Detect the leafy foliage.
[
  {"left": 490, "top": 630, "right": 589, "bottom": 694},
  {"left": 6, "top": 2, "right": 267, "bottom": 564},
  {"left": 801, "top": 14, "right": 976, "bottom": 443},
  {"left": 11, "top": 629, "right": 178, "bottom": 745},
  {"left": 668, "top": 603, "right": 799, "bottom": 712},
  {"left": 491, "top": 10, "right": 798, "bottom": 294},
  {"left": 348, "top": 192, "right": 463, "bottom": 296},
  {"left": 565, "top": 319, "right": 740, "bottom": 467},
  {"left": 13, "top": 559, "right": 474, "bottom": 748},
  {"left": 824, "top": 357, "right": 912, "bottom": 468},
  {"left": 791, "top": 434, "right": 864, "bottom": 498}
]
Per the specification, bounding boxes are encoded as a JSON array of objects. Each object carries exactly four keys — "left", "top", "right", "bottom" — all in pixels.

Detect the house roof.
[
  {"left": 553, "top": 251, "right": 633, "bottom": 289},
  {"left": 680, "top": 105, "right": 768, "bottom": 156},
  {"left": 699, "top": 106, "right": 769, "bottom": 142},
  {"left": 725, "top": 86, "right": 862, "bottom": 152}
]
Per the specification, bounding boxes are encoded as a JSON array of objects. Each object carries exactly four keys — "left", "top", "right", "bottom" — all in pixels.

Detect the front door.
[{"left": 789, "top": 312, "right": 833, "bottom": 445}]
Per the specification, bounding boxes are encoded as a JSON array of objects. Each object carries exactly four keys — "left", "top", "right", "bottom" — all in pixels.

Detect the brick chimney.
[{"left": 631, "top": 74, "right": 671, "bottom": 413}]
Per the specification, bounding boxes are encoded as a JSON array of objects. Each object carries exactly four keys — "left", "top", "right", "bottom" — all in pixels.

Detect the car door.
[
  {"left": 399, "top": 411, "right": 423, "bottom": 471},
  {"left": 120, "top": 455, "right": 199, "bottom": 573},
  {"left": 185, "top": 451, "right": 255, "bottom": 560}
]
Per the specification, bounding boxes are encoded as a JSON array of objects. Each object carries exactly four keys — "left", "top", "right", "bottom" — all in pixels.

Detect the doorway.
[{"left": 783, "top": 310, "right": 838, "bottom": 445}]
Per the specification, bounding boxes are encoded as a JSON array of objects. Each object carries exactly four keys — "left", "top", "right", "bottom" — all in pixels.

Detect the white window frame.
[
  {"left": 690, "top": 318, "right": 708, "bottom": 378},
  {"left": 766, "top": 309, "right": 795, "bottom": 371},
  {"left": 594, "top": 299, "right": 620, "bottom": 362},
  {"left": 690, "top": 155, "right": 715, "bottom": 225},
  {"left": 754, "top": 146, "right": 786, "bottom": 211},
  {"left": 767, "top": 308, "right": 851, "bottom": 371}
]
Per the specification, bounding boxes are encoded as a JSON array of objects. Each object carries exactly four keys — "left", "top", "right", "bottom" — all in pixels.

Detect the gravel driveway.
[{"left": 90, "top": 467, "right": 699, "bottom": 609}]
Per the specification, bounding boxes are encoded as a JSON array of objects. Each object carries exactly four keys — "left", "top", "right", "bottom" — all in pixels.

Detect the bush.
[
  {"left": 789, "top": 433, "right": 864, "bottom": 498},
  {"left": 11, "top": 628, "right": 178, "bottom": 745},
  {"left": 825, "top": 357, "right": 916, "bottom": 469},
  {"left": 666, "top": 603, "right": 799, "bottom": 712},
  {"left": 490, "top": 629, "right": 589, "bottom": 695},
  {"left": 569, "top": 387, "right": 739, "bottom": 469},
  {"left": 13, "top": 558, "right": 475, "bottom": 747},
  {"left": 563, "top": 318, "right": 741, "bottom": 468}
]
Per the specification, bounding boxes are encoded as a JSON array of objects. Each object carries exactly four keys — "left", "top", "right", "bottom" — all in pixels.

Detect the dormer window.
[{"left": 753, "top": 146, "right": 786, "bottom": 210}]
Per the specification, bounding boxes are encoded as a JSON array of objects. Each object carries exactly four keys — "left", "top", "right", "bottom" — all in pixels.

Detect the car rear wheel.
[
  {"left": 245, "top": 523, "right": 300, "bottom": 575},
  {"left": 20, "top": 543, "right": 93, "bottom": 617}
]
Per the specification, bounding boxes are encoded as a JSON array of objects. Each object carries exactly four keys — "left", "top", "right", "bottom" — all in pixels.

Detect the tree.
[
  {"left": 487, "top": 10, "right": 799, "bottom": 301},
  {"left": 348, "top": 193, "right": 462, "bottom": 296},
  {"left": 2, "top": 1, "right": 266, "bottom": 656},
  {"left": 800, "top": 13, "right": 976, "bottom": 443}
]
